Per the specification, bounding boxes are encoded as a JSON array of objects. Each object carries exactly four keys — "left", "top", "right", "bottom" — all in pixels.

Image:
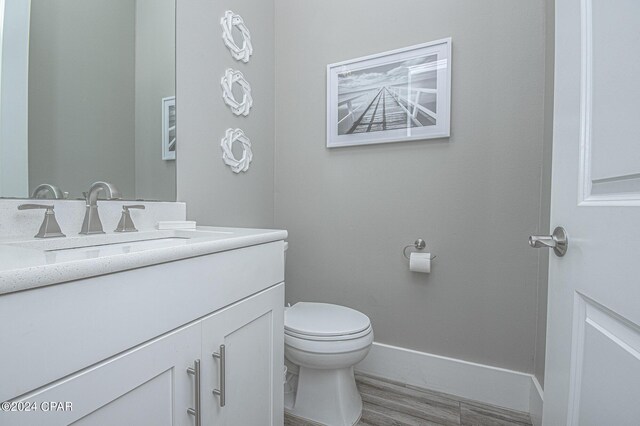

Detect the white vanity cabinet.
[{"left": 0, "top": 238, "right": 286, "bottom": 426}]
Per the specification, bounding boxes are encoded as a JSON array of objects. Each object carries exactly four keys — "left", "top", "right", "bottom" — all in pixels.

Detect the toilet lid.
[{"left": 285, "top": 302, "right": 371, "bottom": 337}]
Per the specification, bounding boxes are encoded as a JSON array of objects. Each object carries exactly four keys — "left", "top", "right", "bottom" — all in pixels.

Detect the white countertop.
[{"left": 0, "top": 226, "right": 287, "bottom": 295}]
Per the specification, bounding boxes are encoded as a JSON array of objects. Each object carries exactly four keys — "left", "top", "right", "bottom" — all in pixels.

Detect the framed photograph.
[
  {"left": 162, "top": 96, "right": 176, "bottom": 160},
  {"left": 327, "top": 38, "right": 451, "bottom": 148}
]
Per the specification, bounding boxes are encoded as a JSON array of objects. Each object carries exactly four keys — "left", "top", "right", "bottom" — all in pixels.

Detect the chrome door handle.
[
  {"left": 529, "top": 226, "right": 568, "bottom": 257},
  {"left": 187, "top": 359, "right": 201, "bottom": 426},
  {"left": 212, "top": 344, "right": 226, "bottom": 407}
]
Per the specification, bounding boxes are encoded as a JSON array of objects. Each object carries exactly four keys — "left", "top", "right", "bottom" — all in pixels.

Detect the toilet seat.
[
  {"left": 285, "top": 326, "right": 373, "bottom": 355},
  {"left": 285, "top": 325, "right": 372, "bottom": 342},
  {"left": 285, "top": 302, "right": 371, "bottom": 338}
]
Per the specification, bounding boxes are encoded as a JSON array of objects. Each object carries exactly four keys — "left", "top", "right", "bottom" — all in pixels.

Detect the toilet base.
[{"left": 285, "top": 365, "right": 362, "bottom": 426}]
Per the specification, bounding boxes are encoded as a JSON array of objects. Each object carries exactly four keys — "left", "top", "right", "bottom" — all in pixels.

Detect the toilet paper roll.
[{"left": 409, "top": 252, "right": 431, "bottom": 273}]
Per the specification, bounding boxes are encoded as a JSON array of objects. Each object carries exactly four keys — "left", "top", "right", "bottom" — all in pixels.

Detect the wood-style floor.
[{"left": 285, "top": 374, "right": 533, "bottom": 426}]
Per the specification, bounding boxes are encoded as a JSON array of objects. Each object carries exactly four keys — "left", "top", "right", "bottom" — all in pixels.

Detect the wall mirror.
[{"left": 0, "top": 0, "right": 176, "bottom": 201}]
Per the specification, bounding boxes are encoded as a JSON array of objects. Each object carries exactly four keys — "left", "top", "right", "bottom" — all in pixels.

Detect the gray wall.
[
  {"left": 176, "top": 0, "right": 275, "bottom": 227},
  {"left": 274, "top": 0, "right": 549, "bottom": 374},
  {"left": 28, "top": 0, "right": 136, "bottom": 199},
  {"left": 135, "top": 0, "right": 176, "bottom": 201},
  {"left": 175, "top": 0, "right": 553, "bottom": 377}
]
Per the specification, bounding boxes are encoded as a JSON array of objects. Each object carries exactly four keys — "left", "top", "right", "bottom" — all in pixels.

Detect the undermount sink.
[
  {"left": 46, "top": 236, "right": 190, "bottom": 253},
  {"left": 1, "top": 229, "right": 235, "bottom": 257}
]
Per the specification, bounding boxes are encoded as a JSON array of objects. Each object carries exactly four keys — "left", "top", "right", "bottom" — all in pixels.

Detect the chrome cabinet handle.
[
  {"left": 529, "top": 226, "right": 568, "bottom": 257},
  {"left": 187, "top": 359, "right": 201, "bottom": 426},
  {"left": 212, "top": 345, "right": 226, "bottom": 407}
]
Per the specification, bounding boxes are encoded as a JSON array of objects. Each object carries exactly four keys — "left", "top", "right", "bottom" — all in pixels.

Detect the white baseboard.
[
  {"left": 355, "top": 342, "right": 542, "bottom": 414},
  {"left": 529, "top": 376, "right": 544, "bottom": 426}
]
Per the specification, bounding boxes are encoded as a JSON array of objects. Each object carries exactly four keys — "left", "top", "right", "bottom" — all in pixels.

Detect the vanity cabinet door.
[
  {"left": 201, "top": 283, "right": 284, "bottom": 426},
  {"left": 2, "top": 322, "right": 202, "bottom": 426}
]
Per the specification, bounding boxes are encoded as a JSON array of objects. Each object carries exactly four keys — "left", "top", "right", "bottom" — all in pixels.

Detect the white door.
[
  {"left": 540, "top": 0, "right": 640, "bottom": 424},
  {"left": 201, "top": 284, "right": 284, "bottom": 426},
  {"left": 2, "top": 322, "right": 202, "bottom": 426}
]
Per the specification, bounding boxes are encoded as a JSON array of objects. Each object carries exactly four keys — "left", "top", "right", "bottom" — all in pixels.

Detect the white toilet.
[
  {"left": 282, "top": 242, "right": 373, "bottom": 425},
  {"left": 284, "top": 302, "right": 374, "bottom": 425}
]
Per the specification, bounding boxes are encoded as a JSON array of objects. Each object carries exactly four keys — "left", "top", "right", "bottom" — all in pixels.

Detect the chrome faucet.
[
  {"left": 115, "top": 205, "right": 146, "bottom": 232},
  {"left": 31, "top": 184, "right": 67, "bottom": 200},
  {"left": 80, "top": 181, "right": 122, "bottom": 235},
  {"left": 18, "top": 204, "right": 66, "bottom": 238}
]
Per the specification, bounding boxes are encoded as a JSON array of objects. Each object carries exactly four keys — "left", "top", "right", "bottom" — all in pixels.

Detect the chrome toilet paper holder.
[{"left": 402, "top": 238, "right": 436, "bottom": 261}]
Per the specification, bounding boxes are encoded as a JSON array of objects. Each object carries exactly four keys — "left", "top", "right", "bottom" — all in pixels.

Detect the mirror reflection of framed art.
[{"left": 162, "top": 96, "right": 176, "bottom": 161}]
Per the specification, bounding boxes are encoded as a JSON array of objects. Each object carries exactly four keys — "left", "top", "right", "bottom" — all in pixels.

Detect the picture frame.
[
  {"left": 326, "top": 38, "right": 451, "bottom": 148},
  {"left": 162, "top": 96, "right": 176, "bottom": 160}
]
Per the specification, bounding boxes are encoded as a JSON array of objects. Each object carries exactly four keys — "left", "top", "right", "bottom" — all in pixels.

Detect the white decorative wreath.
[
  {"left": 220, "top": 10, "right": 253, "bottom": 63},
  {"left": 220, "top": 69, "right": 253, "bottom": 116},
  {"left": 221, "top": 128, "right": 253, "bottom": 173}
]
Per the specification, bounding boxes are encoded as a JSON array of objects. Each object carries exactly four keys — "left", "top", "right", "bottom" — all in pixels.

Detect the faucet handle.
[
  {"left": 115, "top": 205, "right": 145, "bottom": 233},
  {"left": 18, "top": 204, "right": 66, "bottom": 238},
  {"left": 18, "top": 203, "right": 55, "bottom": 211},
  {"left": 123, "top": 204, "right": 145, "bottom": 212}
]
